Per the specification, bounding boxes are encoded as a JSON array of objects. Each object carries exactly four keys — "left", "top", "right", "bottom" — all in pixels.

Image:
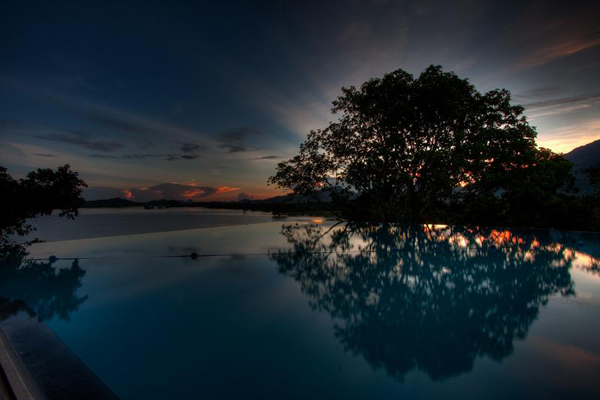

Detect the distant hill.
[
  {"left": 565, "top": 139, "right": 600, "bottom": 168},
  {"left": 83, "top": 197, "right": 141, "bottom": 208},
  {"left": 83, "top": 187, "right": 345, "bottom": 209},
  {"left": 564, "top": 139, "right": 600, "bottom": 193}
]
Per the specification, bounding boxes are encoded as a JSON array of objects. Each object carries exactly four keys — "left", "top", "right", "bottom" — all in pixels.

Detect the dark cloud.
[
  {"left": 217, "top": 126, "right": 262, "bottom": 153},
  {"left": 523, "top": 93, "right": 600, "bottom": 109},
  {"left": 222, "top": 144, "right": 254, "bottom": 153},
  {"left": 123, "top": 154, "right": 162, "bottom": 159},
  {"left": 47, "top": 96, "right": 197, "bottom": 142},
  {"left": 254, "top": 155, "right": 280, "bottom": 160},
  {"left": 166, "top": 154, "right": 201, "bottom": 161},
  {"left": 34, "top": 131, "right": 126, "bottom": 152},
  {"left": 514, "top": 87, "right": 562, "bottom": 100},
  {"left": 180, "top": 141, "right": 203, "bottom": 153},
  {"left": 90, "top": 153, "right": 201, "bottom": 161},
  {"left": 33, "top": 153, "right": 57, "bottom": 157},
  {"left": 90, "top": 153, "right": 164, "bottom": 160},
  {"left": 180, "top": 154, "right": 200, "bottom": 160},
  {"left": 89, "top": 154, "right": 119, "bottom": 159},
  {"left": 83, "top": 110, "right": 163, "bottom": 136}
]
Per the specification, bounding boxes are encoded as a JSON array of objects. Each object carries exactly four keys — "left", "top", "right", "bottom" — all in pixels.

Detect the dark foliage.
[
  {"left": 0, "top": 164, "right": 87, "bottom": 248},
  {"left": 269, "top": 66, "right": 598, "bottom": 230}
]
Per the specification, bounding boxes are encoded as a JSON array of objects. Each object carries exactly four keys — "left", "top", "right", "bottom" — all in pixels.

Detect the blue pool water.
[{"left": 2, "top": 217, "right": 600, "bottom": 399}]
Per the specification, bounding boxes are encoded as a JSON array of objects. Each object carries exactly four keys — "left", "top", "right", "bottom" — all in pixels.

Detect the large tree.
[{"left": 269, "top": 65, "right": 571, "bottom": 222}]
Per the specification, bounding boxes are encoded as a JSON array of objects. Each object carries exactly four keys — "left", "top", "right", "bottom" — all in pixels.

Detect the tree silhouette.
[
  {"left": 0, "top": 164, "right": 87, "bottom": 249},
  {"left": 269, "top": 66, "right": 573, "bottom": 224},
  {"left": 270, "top": 223, "right": 576, "bottom": 381}
]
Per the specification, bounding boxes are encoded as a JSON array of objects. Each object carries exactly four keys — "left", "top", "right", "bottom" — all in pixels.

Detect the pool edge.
[{"left": 0, "top": 300, "right": 118, "bottom": 399}]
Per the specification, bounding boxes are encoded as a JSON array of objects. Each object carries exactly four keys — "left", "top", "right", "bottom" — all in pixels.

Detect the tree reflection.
[
  {"left": 270, "top": 223, "right": 577, "bottom": 381},
  {"left": 0, "top": 246, "right": 87, "bottom": 322}
]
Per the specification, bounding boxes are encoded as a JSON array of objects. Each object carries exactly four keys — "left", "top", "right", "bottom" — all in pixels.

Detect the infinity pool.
[{"left": 3, "top": 221, "right": 600, "bottom": 399}]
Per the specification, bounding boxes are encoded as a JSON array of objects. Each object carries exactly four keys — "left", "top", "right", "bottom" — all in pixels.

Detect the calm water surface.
[
  {"left": 22, "top": 207, "right": 286, "bottom": 241},
  {"left": 2, "top": 214, "right": 600, "bottom": 399}
]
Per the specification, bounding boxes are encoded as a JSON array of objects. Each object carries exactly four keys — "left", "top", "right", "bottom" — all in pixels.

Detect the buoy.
[{"left": 190, "top": 252, "right": 198, "bottom": 259}]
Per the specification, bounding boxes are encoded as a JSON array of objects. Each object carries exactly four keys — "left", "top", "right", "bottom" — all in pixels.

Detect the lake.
[{"left": 2, "top": 209, "right": 600, "bottom": 399}]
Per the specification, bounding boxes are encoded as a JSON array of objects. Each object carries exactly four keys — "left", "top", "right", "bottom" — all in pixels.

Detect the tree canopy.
[
  {"left": 269, "top": 66, "right": 575, "bottom": 225},
  {"left": 0, "top": 164, "right": 87, "bottom": 248}
]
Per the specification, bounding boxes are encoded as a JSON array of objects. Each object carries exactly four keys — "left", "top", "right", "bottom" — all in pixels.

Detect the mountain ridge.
[{"left": 564, "top": 139, "right": 600, "bottom": 193}]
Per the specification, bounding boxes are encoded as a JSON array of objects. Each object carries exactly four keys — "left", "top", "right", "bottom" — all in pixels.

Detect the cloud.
[
  {"left": 217, "top": 126, "right": 261, "bottom": 153},
  {"left": 236, "top": 192, "right": 255, "bottom": 201},
  {"left": 36, "top": 90, "right": 207, "bottom": 147},
  {"left": 33, "top": 153, "right": 57, "bottom": 158},
  {"left": 89, "top": 153, "right": 201, "bottom": 161},
  {"left": 83, "top": 109, "right": 166, "bottom": 137},
  {"left": 254, "top": 155, "right": 281, "bottom": 160},
  {"left": 527, "top": 104, "right": 591, "bottom": 120},
  {"left": 121, "top": 182, "right": 240, "bottom": 202},
  {"left": 514, "top": 87, "right": 562, "bottom": 101},
  {"left": 33, "top": 131, "right": 127, "bottom": 152},
  {"left": 180, "top": 141, "right": 203, "bottom": 153},
  {"left": 523, "top": 93, "right": 600, "bottom": 109},
  {"left": 86, "top": 139, "right": 206, "bottom": 161},
  {"left": 514, "top": 30, "right": 600, "bottom": 71},
  {"left": 90, "top": 153, "right": 163, "bottom": 160},
  {"left": 179, "top": 154, "right": 200, "bottom": 160},
  {"left": 166, "top": 153, "right": 201, "bottom": 161},
  {"left": 169, "top": 141, "right": 204, "bottom": 160},
  {"left": 214, "top": 186, "right": 241, "bottom": 195}
]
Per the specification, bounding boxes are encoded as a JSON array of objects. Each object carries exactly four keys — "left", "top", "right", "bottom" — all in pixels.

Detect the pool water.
[{"left": 3, "top": 221, "right": 600, "bottom": 399}]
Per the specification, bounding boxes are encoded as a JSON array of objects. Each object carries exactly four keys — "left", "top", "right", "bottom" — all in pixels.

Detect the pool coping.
[
  {"left": 0, "top": 325, "right": 44, "bottom": 399},
  {"left": 0, "top": 299, "right": 117, "bottom": 399}
]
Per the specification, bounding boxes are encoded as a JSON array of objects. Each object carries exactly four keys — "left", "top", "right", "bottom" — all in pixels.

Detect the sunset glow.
[{"left": 1, "top": 0, "right": 599, "bottom": 200}]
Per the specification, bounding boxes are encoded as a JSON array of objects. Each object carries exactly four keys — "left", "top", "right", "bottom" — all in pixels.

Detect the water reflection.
[
  {"left": 0, "top": 246, "right": 87, "bottom": 322},
  {"left": 270, "top": 223, "right": 580, "bottom": 381}
]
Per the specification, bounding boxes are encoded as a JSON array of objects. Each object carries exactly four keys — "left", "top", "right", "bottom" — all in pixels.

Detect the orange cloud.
[
  {"left": 215, "top": 186, "right": 241, "bottom": 195},
  {"left": 516, "top": 35, "right": 600, "bottom": 70}
]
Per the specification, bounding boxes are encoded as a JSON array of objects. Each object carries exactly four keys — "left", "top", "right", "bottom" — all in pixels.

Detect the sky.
[{"left": 1, "top": 0, "right": 599, "bottom": 202}]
